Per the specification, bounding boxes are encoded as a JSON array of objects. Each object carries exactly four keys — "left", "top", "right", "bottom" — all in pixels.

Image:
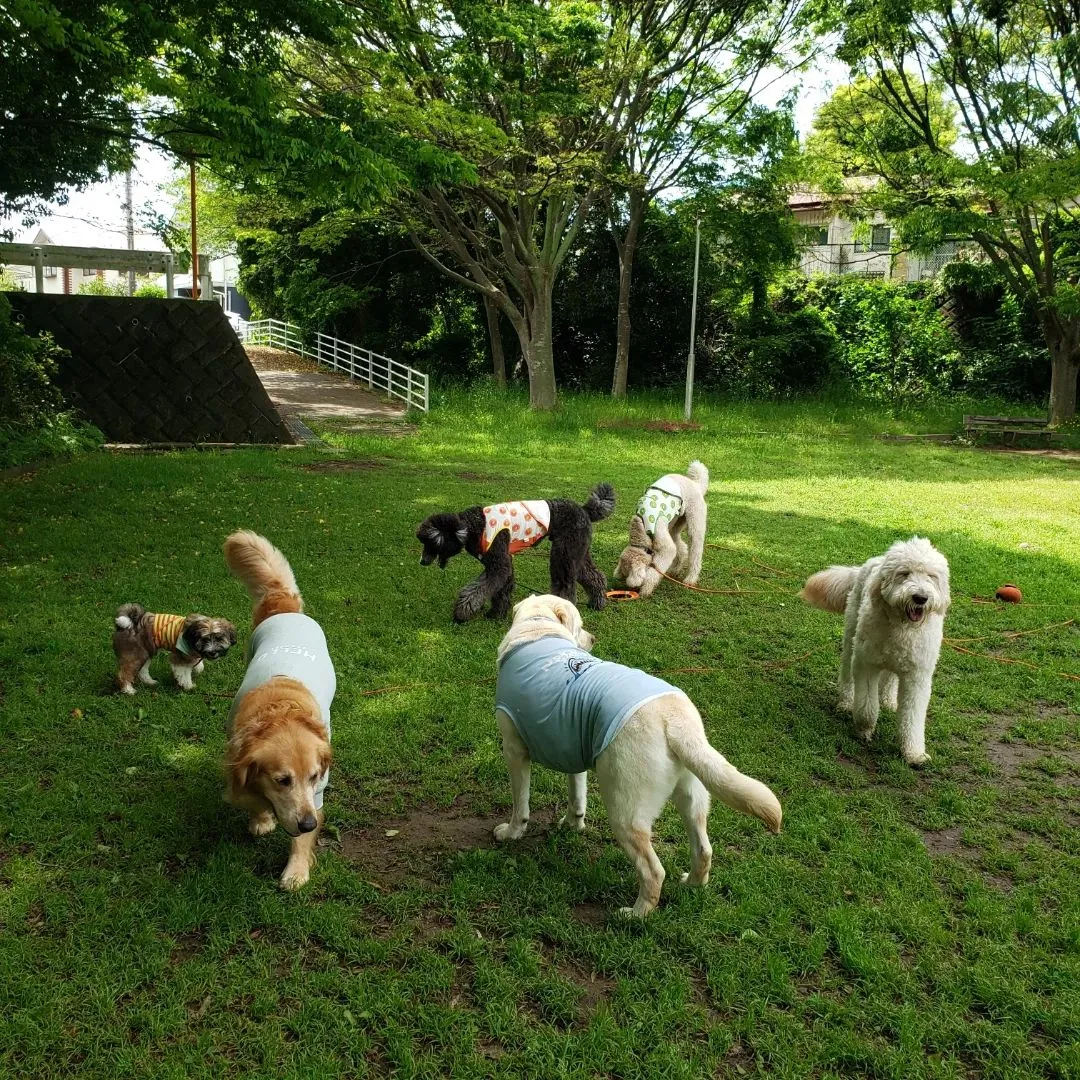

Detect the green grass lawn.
[{"left": 1, "top": 392, "right": 1078, "bottom": 1079}]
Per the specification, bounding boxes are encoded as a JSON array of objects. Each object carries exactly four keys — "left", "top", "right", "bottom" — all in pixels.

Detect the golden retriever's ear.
[
  {"left": 228, "top": 752, "right": 259, "bottom": 793},
  {"left": 317, "top": 746, "right": 332, "bottom": 776}
]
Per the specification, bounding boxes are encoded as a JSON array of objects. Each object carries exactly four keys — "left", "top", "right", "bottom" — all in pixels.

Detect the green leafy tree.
[
  {"left": 605, "top": 0, "right": 809, "bottom": 396},
  {"left": 0, "top": 0, "right": 392, "bottom": 233},
  {"left": 293, "top": 0, "right": 656, "bottom": 408},
  {"left": 817, "top": 0, "right": 1080, "bottom": 422}
]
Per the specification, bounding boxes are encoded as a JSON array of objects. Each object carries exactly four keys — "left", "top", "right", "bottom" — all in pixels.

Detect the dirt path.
[{"left": 246, "top": 346, "right": 407, "bottom": 422}]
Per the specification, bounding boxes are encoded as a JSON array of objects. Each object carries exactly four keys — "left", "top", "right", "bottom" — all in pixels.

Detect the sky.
[{"left": 0, "top": 58, "right": 849, "bottom": 248}]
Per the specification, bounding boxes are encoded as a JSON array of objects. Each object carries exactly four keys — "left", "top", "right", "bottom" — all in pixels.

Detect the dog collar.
[{"left": 629, "top": 543, "right": 654, "bottom": 555}]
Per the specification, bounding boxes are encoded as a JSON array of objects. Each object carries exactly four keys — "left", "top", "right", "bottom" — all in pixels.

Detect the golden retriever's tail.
[
  {"left": 686, "top": 460, "right": 709, "bottom": 495},
  {"left": 800, "top": 565, "right": 859, "bottom": 614},
  {"left": 223, "top": 531, "right": 303, "bottom": 625},
  {"left": 666, "top": 718, "right": 782, "bottom": 833}
]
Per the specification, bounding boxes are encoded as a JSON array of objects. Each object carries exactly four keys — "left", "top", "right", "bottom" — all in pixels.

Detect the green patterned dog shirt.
[{"left": 635, "top": 484, "right": 683, "bottom": 538}]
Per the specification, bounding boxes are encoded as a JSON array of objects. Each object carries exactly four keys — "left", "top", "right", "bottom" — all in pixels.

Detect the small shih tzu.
[
  {"left": 416, "top": 482, "right": 616, "bottom": 622},
  {"left": 112, "top": 603, "right": 236, "bottom": 694}
]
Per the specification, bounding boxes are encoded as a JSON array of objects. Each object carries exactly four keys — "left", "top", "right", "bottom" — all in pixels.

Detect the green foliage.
[
  {"left": 0, "top": 412, "right": 103, "bottom": 469},
  {"left": 0, "top": 293, "right": 64, "bottom": 424},
  {"left": 0, "top": 0, "right": 394, "bottom": 230},
  {"left": 133, "top": 282, "right": 166, "bottom": 299},
  {"left": 712, "top": 275, "right": 964, "bottom": 401},
  {"left": 811, "top": 0, "right": 1080, "bottom": 418},
  {"left": 77, "top": 278, "right": 127, "bottom": 296},
  {"left": 0, "top": 268, "right": 25, "bottom": 291},
  {"left": 0, "top": 293, "right": 101, "bottom": 466},
  {"left": 238, "top": 211, "right": 488, "bottom": 383}
]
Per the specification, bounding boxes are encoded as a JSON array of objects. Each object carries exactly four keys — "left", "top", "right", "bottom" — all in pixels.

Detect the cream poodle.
[
  {"left": 801, "top": 537, "right": 950, "bottom": 765},
  {"left": 614, "top": 461, "right": 709, "bottom": 597}
]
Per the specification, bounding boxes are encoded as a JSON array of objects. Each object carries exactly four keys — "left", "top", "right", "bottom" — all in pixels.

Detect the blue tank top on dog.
[{"left": 496, "top": 635, "right": 682, "bottom": 773}]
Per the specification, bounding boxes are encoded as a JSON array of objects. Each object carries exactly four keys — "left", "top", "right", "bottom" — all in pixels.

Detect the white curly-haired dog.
[
  {"left": 614, "top": 461, "right": 709, "bottom": 597},
  {"left": 801, "top": 537, "right": 950, "bottom": 765}
]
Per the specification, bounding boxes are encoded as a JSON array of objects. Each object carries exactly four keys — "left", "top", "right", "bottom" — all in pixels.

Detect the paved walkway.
[{"left": 246, "top": 346, "right": 406, "bottom": 422}]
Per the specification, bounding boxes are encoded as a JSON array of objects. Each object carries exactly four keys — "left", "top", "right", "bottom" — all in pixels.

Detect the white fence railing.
[{"left": 237, "top": 318, "right": 429, "bottom": 412}]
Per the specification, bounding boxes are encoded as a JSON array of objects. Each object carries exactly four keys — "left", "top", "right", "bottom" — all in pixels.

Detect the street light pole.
[
  {"left": 189, "top": 158, "right": 199, "bottom": 301},
  {"left": 684, "top": 216, "right": 701, "bottom": 422}
]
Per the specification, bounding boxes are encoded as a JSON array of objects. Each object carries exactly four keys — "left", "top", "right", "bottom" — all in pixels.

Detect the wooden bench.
[{"left": 963, "top": 415, "right": 1058, "bottom": 444}]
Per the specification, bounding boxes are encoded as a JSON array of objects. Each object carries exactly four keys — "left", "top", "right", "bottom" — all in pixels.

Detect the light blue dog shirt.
[
  {"left": 496, "top": 635, "right": 683, "bottom": 774},
  {"left": 226, "top": 613, "right": 336, "bottom": 809}
]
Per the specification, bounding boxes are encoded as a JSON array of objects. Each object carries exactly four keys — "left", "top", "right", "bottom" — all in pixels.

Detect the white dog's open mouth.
[{"left": 906, "top": 604, "right": 926, "bottom": 623}]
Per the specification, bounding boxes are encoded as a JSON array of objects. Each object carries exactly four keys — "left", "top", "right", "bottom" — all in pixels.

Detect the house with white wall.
[{"left": 789, "top": 185, "right": 961, "bottom": 281}]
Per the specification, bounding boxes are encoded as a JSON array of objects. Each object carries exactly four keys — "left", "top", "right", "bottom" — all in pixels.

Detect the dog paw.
[
  {"left": 494, "top": 821, "right": 526, "bottom": 842},
  {"left": 679, "top": 871, "right": 709, "bottom": 887},
  {"left": 249, "top": 814, "right": 276, "bottom": 837},
  {"left": 119, "top": 684, "right": 136, "bottom": 695},
  {"left": 589, "top": 594, "right": 606, "bottom": 611},
  {"left": 904, "top": 751, "right": 931, "bottom": 767},
  {"left": 278, "top": 865, "right": 310, "bottom": 891},
  {"left": 616, "top": 905, "right": 648, "bottom": 920},
  {"left": 558, "top": 813, "right": 586, "bottom": 832}
]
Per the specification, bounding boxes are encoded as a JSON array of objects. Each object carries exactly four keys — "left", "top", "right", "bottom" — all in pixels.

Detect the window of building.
[
  {"left": 815, "top": 226, "right": 829, "bottom": 246},
  {"left": 83, "top": 268, "right": 95, "bottom": 276},
  {"left": 44, "top": 265, "right": 57, "bottom": 278},
  {"left": 870, "top": 225, "right": 891, "bottom": 252}
]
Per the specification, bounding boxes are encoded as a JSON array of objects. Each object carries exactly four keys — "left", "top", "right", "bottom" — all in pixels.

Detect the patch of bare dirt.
[
  {"left": 245, "top": 345, "right": 321, "bottom": 373},
  {"left": 597, "top": 418, "right": 702, "bottom": 434},
  {"left": 921, "top": 828, "right": 1013, "bottom": 892},
  {"left": 343, "top": 801, "right": 556, "bottom": 885},
  {"left": 921, "top": 827, "right": 965, "bottom": 857},
  {"left": 299, "top": 458, "right": 388, "bottom": 473},
  {"left": 563, "top": 960, "right": 616, "bottom": 1014},
  {"left": 724, "top": 1041, "right": 756, "bottom": 1075},
  {"left": 477, "top": 1036, "right": 506, "bottom": 1060},
  {"left": 170, "top": 929, "right": 207, "bottom": 963},
  {"left": 571, "top": 902, "right": 607, "bottom": 927},
  {"left": 983, "top": 716, "right": 1080, "bottom": 784}
]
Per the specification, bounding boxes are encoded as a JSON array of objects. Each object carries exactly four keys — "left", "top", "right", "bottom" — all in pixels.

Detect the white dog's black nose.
[
  {"left": 297, "top": 814, "right": 318, "bottom": 833},
  {"left": 912, "top": 594, "right": 928, "bottom": 605}
]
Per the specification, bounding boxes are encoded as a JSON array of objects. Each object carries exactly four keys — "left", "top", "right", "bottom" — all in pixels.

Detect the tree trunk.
[
  {"left": 611, "top": 189, "right": 646, "bottom": 399},
  {"left": 1043, "top": 315, "right": 1079, "bottom": 425},
  {"left": 483, "top": 295, "right": 507, "bottom": 388},
  {"left": 514, "top": 283, "right": 558, "bottom": 409},
  {"left": 1048, "top": 349, "right": 1078, "bottom": 426}
]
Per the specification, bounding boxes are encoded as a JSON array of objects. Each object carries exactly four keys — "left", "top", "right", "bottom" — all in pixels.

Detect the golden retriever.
[{"left": 223, "top": 531, "right": 335, "bottom": 890}]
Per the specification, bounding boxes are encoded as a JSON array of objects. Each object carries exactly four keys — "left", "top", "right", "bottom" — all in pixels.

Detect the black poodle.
[{"left": 416, "top": 483, "right": 616, "bottom": 622}]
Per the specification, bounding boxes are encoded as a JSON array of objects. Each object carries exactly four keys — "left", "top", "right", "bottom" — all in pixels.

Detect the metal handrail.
[{"left": 236, "top": 318, "right": 429, "bottom": 412}]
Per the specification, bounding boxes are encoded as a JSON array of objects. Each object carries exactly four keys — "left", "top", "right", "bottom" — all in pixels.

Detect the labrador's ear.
[{"left": 548, "top": 597, "right": 581, "bottom": 633}]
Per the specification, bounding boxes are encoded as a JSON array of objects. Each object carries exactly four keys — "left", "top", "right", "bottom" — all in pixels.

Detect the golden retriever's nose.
[{"left": 297, "top": 814, "right": 318, "bottom": 833}]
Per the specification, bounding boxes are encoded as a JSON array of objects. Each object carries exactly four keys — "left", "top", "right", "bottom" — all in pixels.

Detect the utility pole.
[
  {"left": 683, "top": 217, "right": 701, "bottom": 422},
  {"left": 124, "top": 170, "right": 136, "bottom": 296},
  {"left": 189, "top": 158, "right": 199, "bottom": 300}
]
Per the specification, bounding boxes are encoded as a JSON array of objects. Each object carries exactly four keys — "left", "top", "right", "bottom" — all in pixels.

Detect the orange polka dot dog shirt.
[{"left": 481, "top": 501, "right": 552, "bottom": 555}]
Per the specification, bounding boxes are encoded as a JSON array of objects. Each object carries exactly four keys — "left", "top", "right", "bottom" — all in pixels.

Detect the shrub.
[
  {"left": 0, "top": 293, "right": 64, "bottom": 424},
  {"left": 77, "top": 277, "right": 127, "bottom": 296},
  {"left": 135, "top": 282, "right": 167, "bottom": 298},
  {"left": 0, "top": 295, "right": 101, "bottom": 466}
]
